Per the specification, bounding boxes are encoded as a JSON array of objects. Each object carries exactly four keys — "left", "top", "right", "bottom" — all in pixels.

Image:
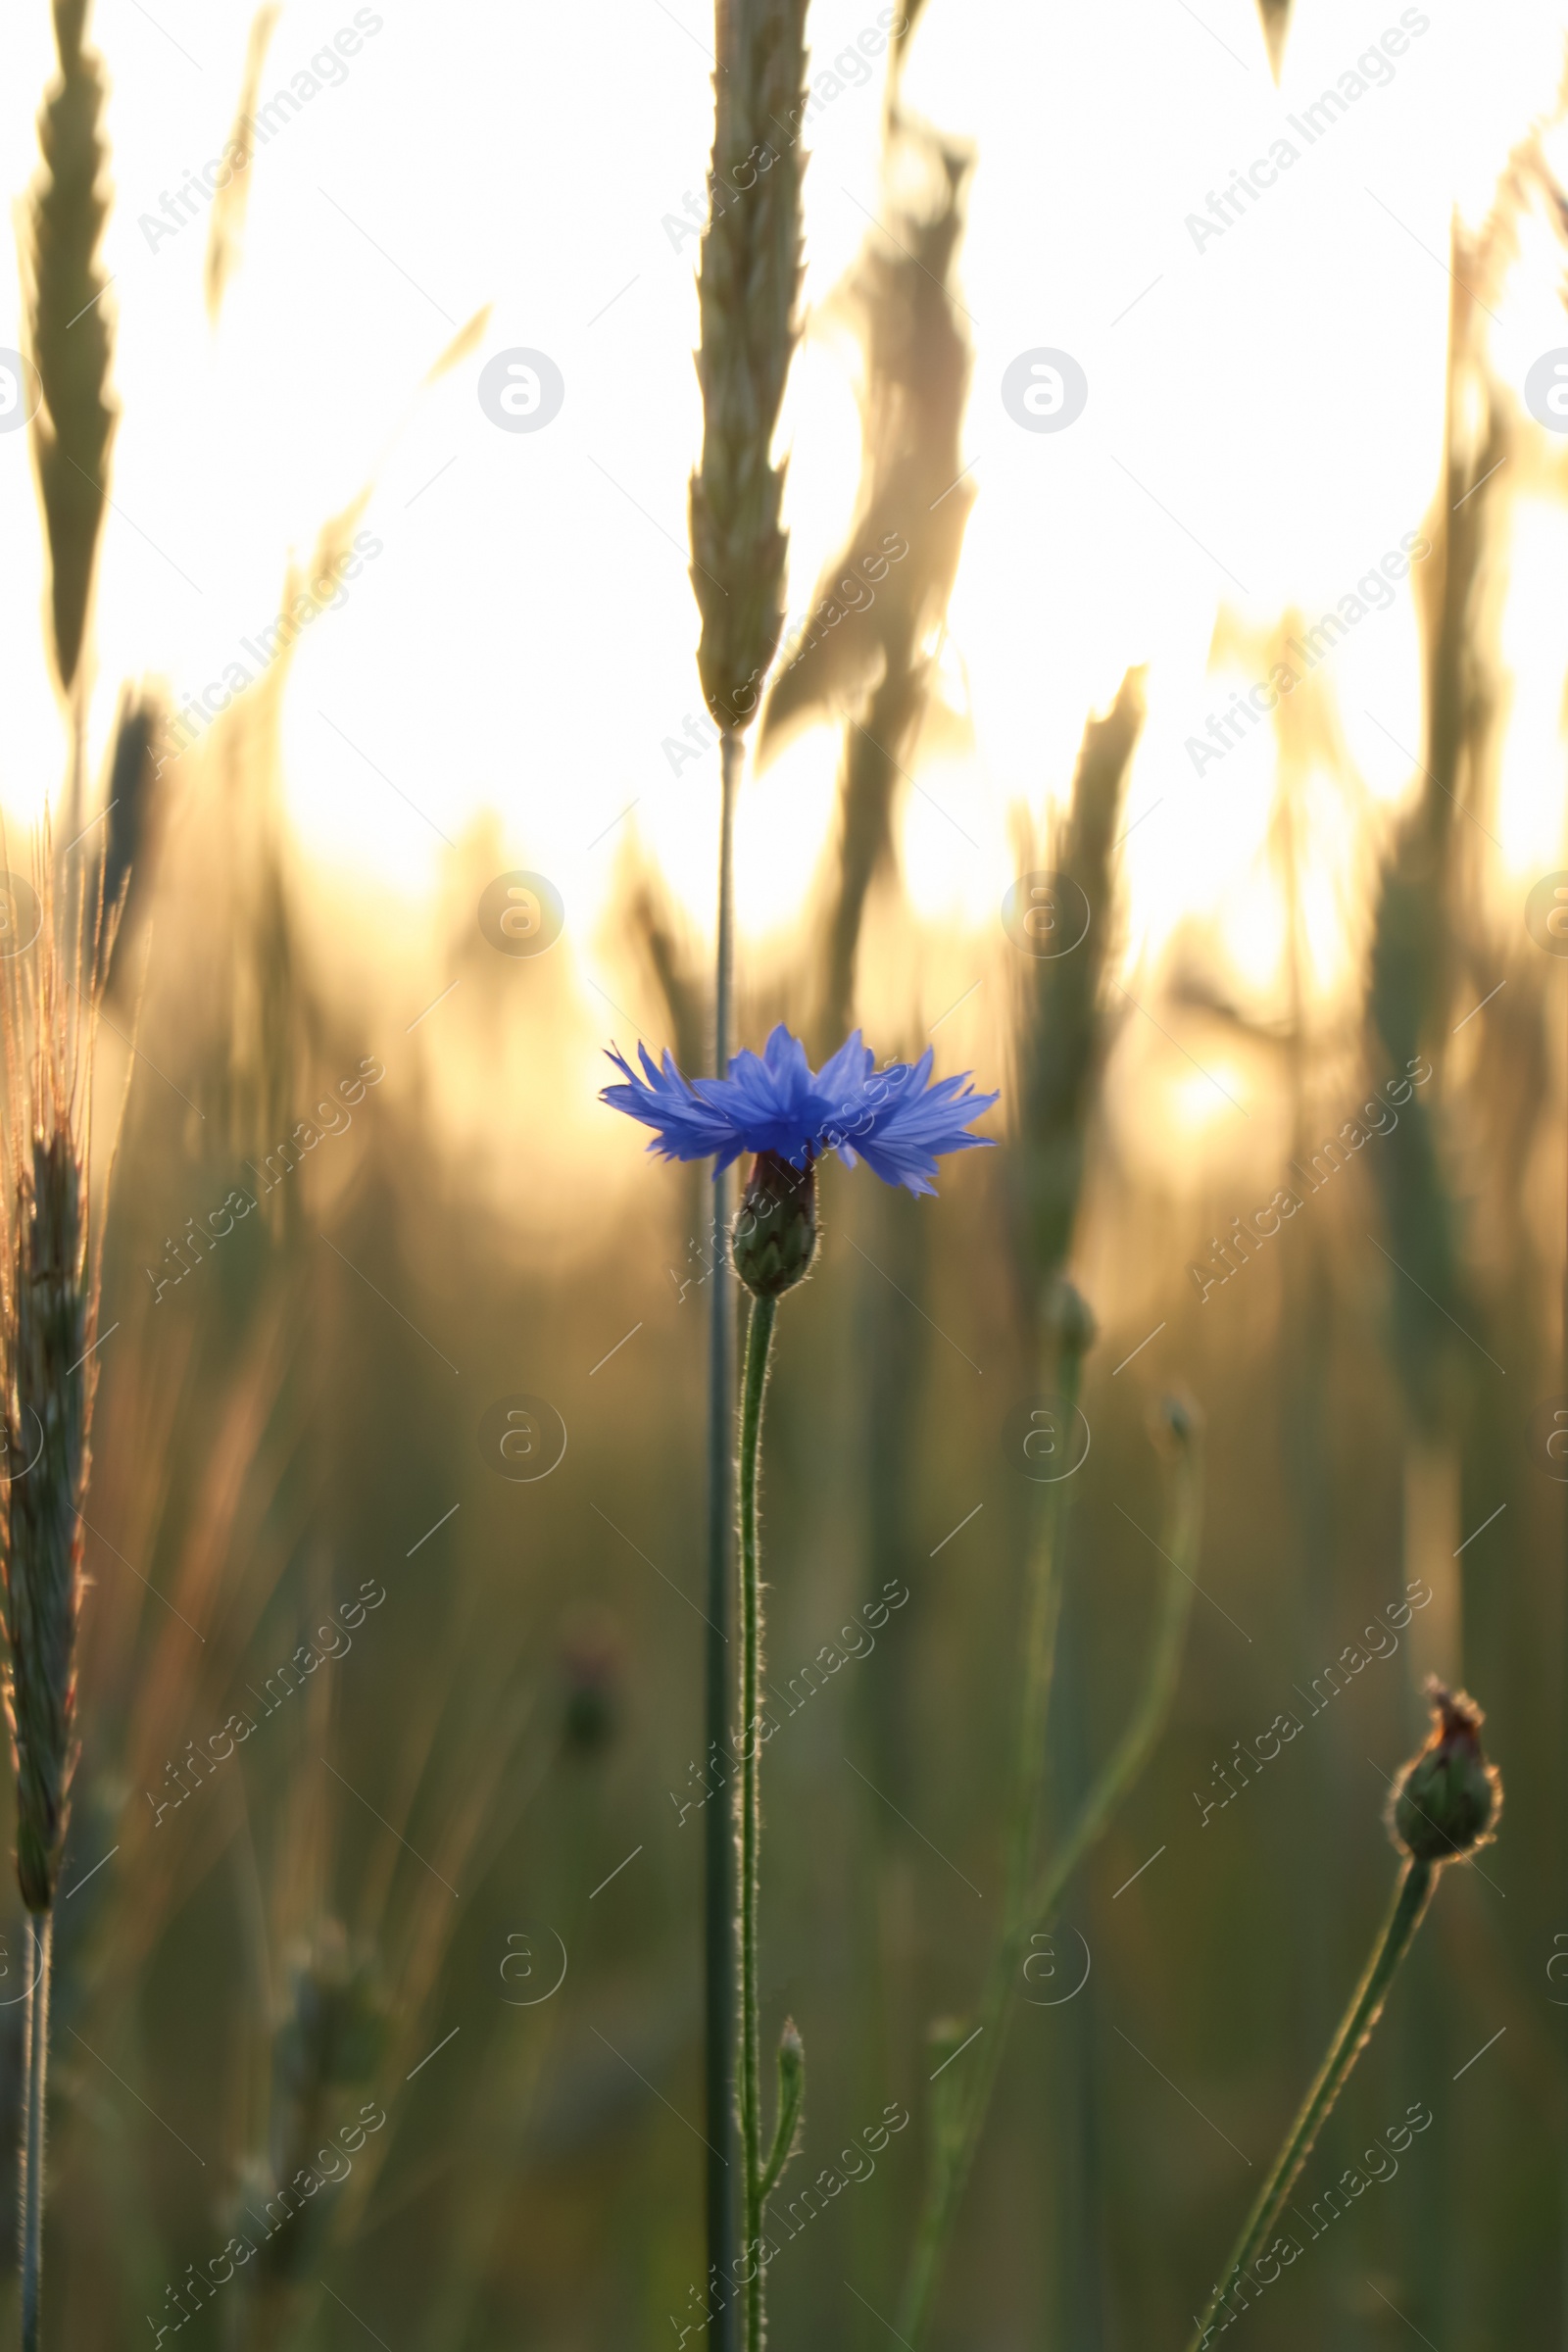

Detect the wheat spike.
[
  {"left": 24, "top": 0, "right": 118, "bottom": 701},
  {"left": 689, "top": 0, "right": 810, "bottom": 729},
  {"left": 1013, "top": 669, "right": 1146, "bottom": 1294},
  {"left": 0, "top": 849, "right": 116, "bottom": 1914}
]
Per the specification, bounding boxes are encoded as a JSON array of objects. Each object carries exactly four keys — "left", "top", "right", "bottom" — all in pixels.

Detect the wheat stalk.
[{"left": 690, "top": 7, "right": 810, "bottom": 2334}]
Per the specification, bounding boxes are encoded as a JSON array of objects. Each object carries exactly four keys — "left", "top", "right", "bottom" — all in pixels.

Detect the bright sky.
[{"left": 1, "top": 0, "right": 1566, "bottom": 1104}]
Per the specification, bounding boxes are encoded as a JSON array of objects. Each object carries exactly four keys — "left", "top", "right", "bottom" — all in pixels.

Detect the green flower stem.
[
  {"left": 738, "top": 1290, "right": 777, "bottom": 2352},
  {"left": 1185, "top": 1855, "right": 1436, "bottom": 2350},
  {"left": 898, "top": 1400, "right": 1202, "bottom": 2349},
  {"left": 1006, "top": 1373, "right": 1081, "bottom": 1918},
  {"left": 705, "top": 729, "right": 743, "bottom": 2341},
  {"left": 1028, "top": 1435, "right": 1200, "bottom": 1922},
  {"left": 20, "top": 1908, "right": 53, "bottom": 2352},
  {"left": 897, "top": 1351, "right": 1082, "bottom": 2346}
]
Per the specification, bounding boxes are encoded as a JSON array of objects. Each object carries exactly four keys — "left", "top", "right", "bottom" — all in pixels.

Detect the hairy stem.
[
  {"left": 738, "top": 1290, "right": 777, "bottom": 2350},
  {"left": 706, "top": 729, "right": 744, "bottom": 2340},
  {"left": 1185, "top": 1856, "right": 1436, "bottom": 2348},
  {"left": 20, "top": 1908, "right": 53, "bottom": 2352}
]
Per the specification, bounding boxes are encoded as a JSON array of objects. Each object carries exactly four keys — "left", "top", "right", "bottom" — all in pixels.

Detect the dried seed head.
[
  {"left": 1391, "top": 1681, "right": 1501, "bottom": 1865},
  {"left": 689, "top": 0, "right": 809, "bottom": 730},
  {"left": 732, "top": 1152, "right": 817, "bottom": 1298}
]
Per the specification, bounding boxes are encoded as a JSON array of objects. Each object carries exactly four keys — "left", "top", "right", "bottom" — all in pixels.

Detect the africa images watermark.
[
  {"left": 144, "top": 2101, "right": 387, "bottom": 2344},
  {"left": 143, "top": 1577, "right": 388, "bottom": 1829},
  {"left": 1186, "top": 1057, "right": 1433, "bottom": 1303},
  {"left": 1185, "top": 531, "right": 1431, "bottom": 778},
  {"left": 135, "top": 9, "right": 386, "bottom": 256},
  {"left": 659, "top": 528, "right": 910, "bottom": 780},
  {"left": 668, "top": 1579, "right": 910, "bottom": 1825},
  {"left": 660, "top": 9, "right": 907, "bottom": 256},
  {"left": 143, "top": 1057, "right": 386, "bottom": 1302},
  {"left": 1191, "top": 1578, "right": 1435, "bottom": 1829},
  {"left": 1195, "top": 2099, "right": 1435, "bottom": 2342},
  {"left": 667, "top": 2100, "right": 911, "bottom": 2343},
  {"left": 156, "top": 530, "right": 384, "bottom": 778},
  {"left": 1182, "top": 6, "right": 1433, "bottom": 257}
]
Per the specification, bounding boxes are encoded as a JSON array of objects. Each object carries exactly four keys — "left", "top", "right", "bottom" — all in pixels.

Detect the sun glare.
[{"left": 0, "top": 0, "right": 1565, "bottom": 1029}]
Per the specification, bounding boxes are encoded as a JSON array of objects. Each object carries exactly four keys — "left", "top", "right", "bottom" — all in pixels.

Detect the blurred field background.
[{"left": 1, "top": 0, "right": 1567, "bottom": 2345}]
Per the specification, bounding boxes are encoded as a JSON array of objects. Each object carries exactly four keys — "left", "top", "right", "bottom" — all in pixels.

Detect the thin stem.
[
  {"left": 898, "top": 1350, "right": 1082, "bottom": 2346},
  {"left": 1028, "top": 1442, "right": 1200, "bottom": 1922},
  {"left": 899, "top": 1405, "right": 1202, "bottom": 2348},
  {"left": 705, "top": 729, "right": 743, "bottom": 2344},
  {"left": 20, "top": 1909, "right": 53, "bottom": 2352},
  {"left": 1006, "top": 1395, "right": 1077, "bottom": 1921},
  {"left": 737, "top": 1290, "right": 776, "bottom": 2352},
  {"left": 1185, "top": 1856, "right": 1436, "bottom": 2349}
]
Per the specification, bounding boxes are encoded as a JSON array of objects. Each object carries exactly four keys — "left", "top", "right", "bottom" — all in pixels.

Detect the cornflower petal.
[{"left": 600, "top": 1024, "right": 997, "bottom": 1194}]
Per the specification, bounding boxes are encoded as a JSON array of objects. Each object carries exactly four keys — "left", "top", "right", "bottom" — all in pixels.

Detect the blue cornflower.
[{"left": 600, "top": 1022, "right": 998, "bottom": 1200}]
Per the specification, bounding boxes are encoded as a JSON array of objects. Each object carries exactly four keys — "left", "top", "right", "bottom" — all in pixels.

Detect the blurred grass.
[
  {"left": 0, "top": 13, "right": 1560, "bottom": 2352},
  {"left": 18, "top": 675, "right": 1554, "bottom": 2346}
]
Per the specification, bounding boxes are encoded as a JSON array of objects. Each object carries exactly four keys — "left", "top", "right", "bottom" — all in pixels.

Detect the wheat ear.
[
  {"left": 23, "top": 0, "right": 119, "bottom": 856},
  {"left": 0, "top": 844, "right": 118, "bottom": 2349}
]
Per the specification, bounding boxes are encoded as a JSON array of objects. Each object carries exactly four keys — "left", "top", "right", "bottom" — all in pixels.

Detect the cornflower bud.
[
  {"left": 732, "top": 1152, "right": 817, "bottom": 1298},
  {"left": 1391, "top": 1681, "right": 1501, "bottom": 1864}
]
